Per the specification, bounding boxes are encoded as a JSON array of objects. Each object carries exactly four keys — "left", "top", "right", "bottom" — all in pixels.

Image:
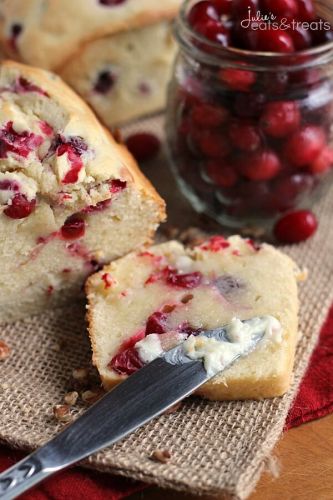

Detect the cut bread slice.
[
  {"left": 86, "top": 236, "right": 302, "bottom": 401},
  {"left": 60, "top": 20, "right": 176, "bottom": 126},
  {"left": 0, "top": 60, "right": 165, "bottom": 323}
]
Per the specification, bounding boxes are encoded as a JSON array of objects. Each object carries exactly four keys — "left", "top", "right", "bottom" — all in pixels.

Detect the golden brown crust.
[{"left": 0, "top": 59, "right": 166, "bottom": 220}]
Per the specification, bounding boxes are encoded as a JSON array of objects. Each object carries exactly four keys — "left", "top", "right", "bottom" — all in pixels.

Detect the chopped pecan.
[
  {"left": 0, "top": 340, "right": 10, "bottom": 361},
  {"left": 53, "top": 404, "right": 72, "bottom": 423},
  {"left": 81, "top": 387, "right": 104, "bottom": 405},
  {"left": 63, "top": 391, "right": 79, "bottom": 406},
  {"left": 163, "top": 401, "right": 183, "bottom": 415},
  {"left": 150, "top": 449, "right": 172, "bottom": 464},
  {"left": 72, "top": 367, "right": 89, "bottom": 382}
]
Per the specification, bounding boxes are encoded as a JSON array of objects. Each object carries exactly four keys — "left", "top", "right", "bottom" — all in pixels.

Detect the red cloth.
[
  {"left": 1, "top": 304, "right": 333, "bottom": 499},
  {"left": 285, "top": 304, "right": 333, "bottom": 429}
]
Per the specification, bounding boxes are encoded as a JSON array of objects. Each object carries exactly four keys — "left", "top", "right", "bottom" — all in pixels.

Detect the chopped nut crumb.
[
  {"left": 0, "top": 340, "right": 10, "bottom": 361},
  {"left": 163, "top": 402, "right": 183, "bottom": 415},
  {"left": 63, "top": 391, "right": 79, "bottom": 406},
  {"left": 81, "top": 388, "right": 105, "bottom": 405},
  {"left": 150, "top": 449, "right": 172, "bottom": 464},
  {"left": 53, "top": 404, "right": 72, "bottom": 423},
  {"left": 162, "top": 304, "right": 176, "bottom": 313},
  {"left": 181, "top": 294, "right": 193, "bottom": 305},
  {"left": 178, "top": 227, "right": 207, "bottom": 247},
  {"left": 72, "top": 367, "right": 89, "bottom": 382}
]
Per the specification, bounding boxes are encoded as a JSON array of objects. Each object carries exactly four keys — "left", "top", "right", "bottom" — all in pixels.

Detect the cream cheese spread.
[{"left": 183, "top": 316, "right": 283, "bottom": 377}]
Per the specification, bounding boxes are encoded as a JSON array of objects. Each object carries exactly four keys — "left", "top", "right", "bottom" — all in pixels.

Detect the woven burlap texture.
[{"left": 1, "top": 115, "right": 333, "bottom": 499}]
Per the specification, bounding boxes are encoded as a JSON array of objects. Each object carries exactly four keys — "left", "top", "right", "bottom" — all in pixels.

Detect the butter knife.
[{"left": 0, "top": 318, "right": 265, "bottom": 500}]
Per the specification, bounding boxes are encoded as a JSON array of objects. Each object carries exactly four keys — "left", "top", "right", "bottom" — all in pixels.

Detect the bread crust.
[
  {"left": 0, "top": 59, "right": 166, "bottom": 221},
  {"left": 59, "top": 20, "right": 176, "bottom": 126},
  {"left": 0, "top": 0, "right": 181, "bottom": 71}
]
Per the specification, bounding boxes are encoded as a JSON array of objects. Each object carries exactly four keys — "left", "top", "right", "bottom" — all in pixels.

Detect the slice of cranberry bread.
[
  {"left": 86, "top": 236, "right": 302, "bottom": 401},
  {"left": 0, "top": 0, "right": 181, "bottom": 71},
  {"left": 0, "top": 60, "right": 165, "bottom": 323},
  {"left": 60, "top": 20, "right": 176, "bottom": 127}
]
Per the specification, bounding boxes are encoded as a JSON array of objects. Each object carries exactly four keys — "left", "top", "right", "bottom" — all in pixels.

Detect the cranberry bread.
[
  {"left": 0, "top": 60, "right": 165, "bottom": 323},
  {"left": 0, "top": 0, "right": 181, "bottom": 71},
  {"left": 60, "top": 21, "right": 176, "bottom": 127},
  {"left": 86, "top": 236, "right": 302, "bottom": 401}
]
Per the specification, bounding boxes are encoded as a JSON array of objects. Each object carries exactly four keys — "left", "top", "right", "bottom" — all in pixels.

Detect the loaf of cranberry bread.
[
  {"left": 86, "top": 236, "right": 302, "bottom": 400},
  {"left": 0, "top": 60, "right": 165, "bottom": 323},
  {"left": 60, "top": 20, "right": 176, "bottom": 127},
  {"left": 0, "top": 1, "right": 180, "bottom": 125}
]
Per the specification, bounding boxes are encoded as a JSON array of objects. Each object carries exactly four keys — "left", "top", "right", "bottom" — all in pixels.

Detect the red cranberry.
[
  {"left": 232, "top": 21, "right": 259, "bottom": 50},
  {"left": 166, "top": 270, "right": 203, "bottom": 289},
  {"left": 15, "top": 77, "right": 48, "bottom": 97},
  {"left": 4, "top": 194, "right": 36, "bottom": 219},
  {"left": 262, "top": 0, "right": 298, "bottom": 19},
  {"left": 188, "top": 1, "right": 220, "bottom": 27},
  {"left": 94, "top": 70, "right": 115, "bottom": 94},
  {"left": 260, "top": 101, "right": 301, "bottom": 138},
  {"left": 233, "top": 93, "right": 266, "bottom": 119},
  {"left": 99, "top": 0, "right": 127, "bottom": 5},
  {"left": 239, "top": 150, "right": 281, "bottom": 181},
  {"left": 109, "top": 347, "right": 144, "bottom": 375},
  {"left": 194, "top": 20, "right": 230, "bottom": 46},
  {"left": 285, "top": 126, "right": 326, "bottom": 167},
  {"left": 82, "top": 198, "right": 111, "bottom": 214},
  {"left": 274, "top": 173, "right": 314, "bottom": 200},
  {"left": 205, "top": 161, "right": 238, "bottom": 187},
  {"left": 200, "top": 235, "right": 230, "bottom": 251},
  {"left": 229, "top": 122, "right": 261, "bottom": 152},
  {"left": 120, "top": 330, "right": 146, "bottom": 351},
  {"left": 213, "top": 0, "right": 233, "bottom": 15},
  {"left": 191, "top": 103, "right": 229, "bottom": 127},
  {"left": 198, "top": 130, "right": 231, "bottom": 158},
  {"left": 126, "top": 132, "right": 160, "bottom": 162},
  {"left": 39, "top": 121, "right": 53, "bottom": 136},
  {"left": 0, "top": 121, "right": 43, "bottom": 159},
  {"left": 61, "top": 215, "right": 86, "bottom": 240},
  {"left": 232, "top": 0, "right": 258, "bottom": 17},
  {"left": 254, "top": 29, "right": 295, "bottom": 53},
  {"left": 274, "top": 210, "right": 318, "bottom": 243},
  {"left": 309, "top": 147, "right": 333, "bottom": 174},
  {"left": 288, "top": 25, "right": 312, "bottom": 50},
  {"left": 110, "top": 179, "right": 127, "bottom": 193},
  {"left": 66, "top": 136, "right": 88, "bottom": 155},
  {"left": 311, "top": 19, "right": 333, "bottom": 47},
  {"left": 259, "top": 72, "right": 289, "bottom": 95},
  {"left": 219, "top": 67, "right": 256, "bottom": 92},
  {"left": 145, "top": 311, "right": 168, "bottom": 335},
  {"left": 297, "top": 0, "right": 316, "bottom": 22},
  {"left": 57, "top": 144, "right": 83, "bottom": 184}
]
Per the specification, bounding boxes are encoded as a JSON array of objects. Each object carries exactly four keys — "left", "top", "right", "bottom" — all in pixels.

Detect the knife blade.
[{"left": 0, "top": 318, "right": 266, "bottom": 500}]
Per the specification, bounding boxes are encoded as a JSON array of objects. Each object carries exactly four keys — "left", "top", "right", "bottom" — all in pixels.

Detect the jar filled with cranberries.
[{"left": 166, "top": 0, "right": 333, "bottom": 240}]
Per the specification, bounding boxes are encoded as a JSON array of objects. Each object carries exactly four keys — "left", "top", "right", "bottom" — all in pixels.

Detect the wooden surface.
[{"left": 128, "top": 414, "right": 333, "bottom": 500}]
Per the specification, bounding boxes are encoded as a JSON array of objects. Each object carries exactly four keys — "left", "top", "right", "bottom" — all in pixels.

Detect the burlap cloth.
[{"left": 1, "top": 115, "right": 333, "bottom": 499}]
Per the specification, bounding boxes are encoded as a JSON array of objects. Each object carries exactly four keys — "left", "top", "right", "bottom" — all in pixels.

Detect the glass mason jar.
[{"left": 166, "top": 0, "right": 333, "bottom": 236}]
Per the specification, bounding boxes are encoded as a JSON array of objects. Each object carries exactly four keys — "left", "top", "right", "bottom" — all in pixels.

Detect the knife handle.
[{"left": 0, "top": 452, "right": 52, "bottom": 500}]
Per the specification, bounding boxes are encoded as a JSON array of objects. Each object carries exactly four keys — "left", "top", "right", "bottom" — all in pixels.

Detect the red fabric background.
[{"left": 1, "top": 304, "right": 332, "bottom": 499}]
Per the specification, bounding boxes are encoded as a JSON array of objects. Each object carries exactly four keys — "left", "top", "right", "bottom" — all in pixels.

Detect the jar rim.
[{"left": 176, "top": 0, "right": 333, "bottom": 70}]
